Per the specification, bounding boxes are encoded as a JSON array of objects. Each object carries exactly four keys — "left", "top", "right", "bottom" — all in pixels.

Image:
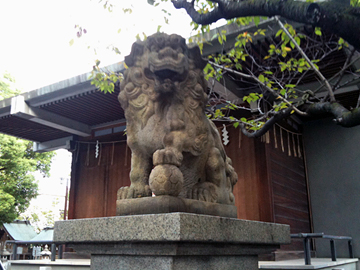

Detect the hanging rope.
[
  {"left": 297, "top": 134, "right": 302, "bottom": 158},
  {"left": 275, "top": 123, "right": 301, "bottom": 136},
  {"left": 287, "top": 131, "right": 291, "bottom": 156},
  {"left": 97, "top": 143, "right": 102, "bottom": 166},
  {"left": 265, "top": 131, "right": 270, "bottom": 144},
  {"left": 111, "top": 143, "right": 115, "bottom": 166},
  {"left": 280, "top": 127, "right": 284, "bottom": 152},
  {"left": 273, "top": 126, "right": 278, "bottom": 149},
  {"left": 75, "top": 142, "right": 80, "bottom": 163},
  {"left": 292, "top": 133, "right": 297, "bottom": 158},
  {"left": 75, "top": 139, "right": 127, "bottom": 167},
  {"left": 86, "top": 143, "right": 90, "bottom": 166}
]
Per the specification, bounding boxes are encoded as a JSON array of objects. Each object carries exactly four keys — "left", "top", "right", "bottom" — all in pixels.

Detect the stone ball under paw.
[{"left": 149, "top": 164, "right": 183, "bottom": 196}]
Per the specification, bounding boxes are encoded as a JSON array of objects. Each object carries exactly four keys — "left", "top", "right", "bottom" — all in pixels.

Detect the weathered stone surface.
[
  {"left": 54, "top": 213, "right": 290, "bottom": 270},
  {"left": 54, "top": 212, "right": 290, "bottom": 245},
  {"left": 116, "top": 195, "right": 238, "bottom": 218},
  {"left": 117, "top": 33, "right": 238, "bottom": 213},
  {"left": 91, "top": 255, "right": 258, "bottom": 270}
]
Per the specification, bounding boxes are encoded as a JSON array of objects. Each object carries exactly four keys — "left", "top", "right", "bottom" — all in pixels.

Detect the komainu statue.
[{"left": 117, "top": 33, "right": 237, "bottom": 208}]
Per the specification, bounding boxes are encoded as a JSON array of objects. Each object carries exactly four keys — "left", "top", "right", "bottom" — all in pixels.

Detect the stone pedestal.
[
  {"left": 116, "top": 195, "right": 238, "bottom": 218},
  {"left": 54, "top": 213, "right": 290, "bottom": 270}
]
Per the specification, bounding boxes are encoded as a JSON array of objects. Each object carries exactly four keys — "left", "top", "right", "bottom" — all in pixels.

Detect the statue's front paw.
[
  {"left": 187, "top": 182, "right": 218, "bottom": 203},
  {"left": 153, "top": 148, "right": 183, "bottom": 167},
  {"left": 117, "top": 184, "right": 152, "bottom": 199}
]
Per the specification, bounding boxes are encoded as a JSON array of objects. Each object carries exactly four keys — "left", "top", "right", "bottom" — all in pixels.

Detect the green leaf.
[
  {"left": 315, "top": 27, "right": 322, "bottom": 36},
  {"left": 258, "top": 74, "right": 265, "bottom": 83},
  {"left": 218, "top": 36, "right": 223, "bottom": 45},
  {"left": 235, "top": 63, "right": 242, "bottom": 70},
  {"left": 69, "top": 39, "right": 74, "bottom": 46},
  {"left": 253, "top": 16, "right": 260, "bottom": 27},
  {"left": 113, "top": 47, "right": 121, "bottom": 55}
]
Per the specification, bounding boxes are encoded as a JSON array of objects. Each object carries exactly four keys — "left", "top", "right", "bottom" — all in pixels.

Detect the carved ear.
[
  {"left": 188, "top": 44, "right": 207, "bottom": 70},
  {"left": 125, "top": 41, "right": 145, "bottom": 67}
]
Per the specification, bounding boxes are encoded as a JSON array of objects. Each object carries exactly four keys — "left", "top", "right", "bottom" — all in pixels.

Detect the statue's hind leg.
[{"left": 188, "top": 147, "right": 233, "bottom": 204}]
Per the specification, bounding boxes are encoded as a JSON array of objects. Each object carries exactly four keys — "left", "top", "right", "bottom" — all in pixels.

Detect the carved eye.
[{"left": 156, "top": 37, "right": 164, "bottom": 48}]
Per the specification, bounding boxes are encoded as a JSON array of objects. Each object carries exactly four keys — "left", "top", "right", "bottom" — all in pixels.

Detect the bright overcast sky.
[{"left": 0, "top": 0, "right": 194, "bottom": 92}]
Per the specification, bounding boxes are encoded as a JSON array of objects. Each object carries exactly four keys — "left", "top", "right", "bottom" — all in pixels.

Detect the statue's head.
[{"left": 124, "top": 33, "right": 207, "bottom": 93}]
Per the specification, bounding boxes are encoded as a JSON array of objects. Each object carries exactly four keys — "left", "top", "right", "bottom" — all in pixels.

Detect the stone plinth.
[
  {"left": 116, "top": 195, "right": 238, "bottom": 218},
  {"left": 54, "top": 213, "right": 290, "bottom": 270}
]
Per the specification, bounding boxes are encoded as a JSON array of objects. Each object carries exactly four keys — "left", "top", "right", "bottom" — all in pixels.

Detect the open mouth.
[
  {"left": 154, "top": 69, "right": 178, "bottom": 80},
  {"left": 145, "top": 65, "right": 187, "bottom": 82},
  {"left": 147, "top": 53, "right": 188, "bottom": 82}
]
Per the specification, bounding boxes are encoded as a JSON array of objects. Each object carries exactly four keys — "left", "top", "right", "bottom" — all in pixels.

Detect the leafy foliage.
[
  {"left": 0, "top": 74, "right": 54, "bottom": 224},
  {"left": 89, "top": 60, "right": 123, "bottom": 94}
]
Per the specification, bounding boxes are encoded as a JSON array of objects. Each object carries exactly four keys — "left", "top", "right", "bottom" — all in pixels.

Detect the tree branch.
[
  {"left": 239, "top": 107, "right": 293, "bottom": 138},
  {"left": 305, "top": 102, "right": 360, "bottom": 127},
  {"left": 172, "top": 0, "right": 360, "bottom": 51},
  {"left": 275, "top": 16, "right": 336, "bottom": 102},
  {"left": 209, "top": 61, "right": 307, "bottom": 115}
]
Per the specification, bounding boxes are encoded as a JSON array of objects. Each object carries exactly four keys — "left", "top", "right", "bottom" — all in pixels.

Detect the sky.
[
  {"left": 0, "top": 0, "right": 196, "bottom": 228},
  {"left": 0, "top": 0, "right": 194, "bottom": 91}
]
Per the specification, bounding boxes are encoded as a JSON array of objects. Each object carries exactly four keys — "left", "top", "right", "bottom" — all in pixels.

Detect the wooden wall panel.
[
  {"left": 69, "top": 136, "right": 131, "bottom": 219},
  {"left": 72, "top": 143, "right": 106, "bottom": 219},
  {"left": 107, "top": 143, "right": 131, "bottom": 216},
  {"left": 264, "top": 127, "right": 312, "bottom": 251},
  {"left": 223, "top": 125, "right": 273, "bottom": 222}
]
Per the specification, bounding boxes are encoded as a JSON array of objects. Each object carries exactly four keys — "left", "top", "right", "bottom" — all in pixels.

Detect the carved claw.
[
  {"left": 153, "top": 148, "right": 183, "bottom": 167},
  {"left": 117, "top": 184, "right": 152, "bottom": 200},
  {"left": 187, "top": 182, "right": 218, "bottom": 203}
]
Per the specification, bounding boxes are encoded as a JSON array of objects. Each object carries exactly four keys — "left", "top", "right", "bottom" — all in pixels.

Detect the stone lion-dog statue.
[{"left": 117, "top": 33, "right": 237, "bottom": 205}]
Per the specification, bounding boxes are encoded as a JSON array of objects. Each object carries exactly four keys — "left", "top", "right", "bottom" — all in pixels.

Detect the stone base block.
[
  {"left": 91, "top": 254, "right": 258, "bottom": 270},
  {"left": 54, "top": 213, "right": 290, "bottom": 270},
  {"left": 116, "top": 195, "right": 238, "bottom": 218}
]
